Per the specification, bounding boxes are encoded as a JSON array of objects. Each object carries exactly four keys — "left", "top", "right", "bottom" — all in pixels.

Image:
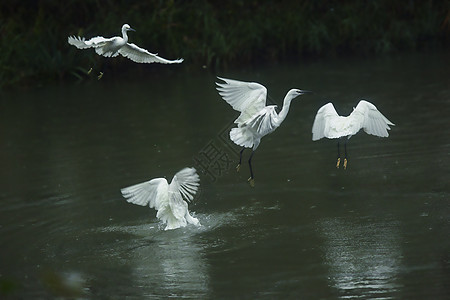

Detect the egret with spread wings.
[
  {"left": 68, "top": 24, "right": 183, "bottom": 64},
  {"left": 216, "top": 77, "right": 311, "bottom": 186},
  {"left": 312, "top": 100, "right": 395, "bottom": 169},
  {"left": 121, "top": 167, "right": 200, "bottom": 230}
]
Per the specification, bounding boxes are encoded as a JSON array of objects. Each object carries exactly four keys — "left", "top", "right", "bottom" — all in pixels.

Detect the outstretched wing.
[
  {"left": 216, "top": 77, "right": 267, "bottom": 123},
  {"left": 168, "top": 168, "right": 200, "bottom": 202},
  {"left": 118, "top": 43, "right": 184, "bottom": 64},
  {"left": 168, "top": 168, "right": 200, "bottom": 220},
  {"left": 120, "top": 178, "right": 168, "bottom": 210},
  {"left": 351, "top": 100, "right": 395, "bottom": 137},
  {"left": 68, "top": 36, "right": 113, "bottom": 49},
  {"left": 312, "top": 103, "right": 339, "bottom": 141}
]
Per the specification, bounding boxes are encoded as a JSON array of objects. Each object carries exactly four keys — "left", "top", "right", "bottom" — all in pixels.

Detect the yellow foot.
[
  {"left": 248, "top": 177, "right": 255, "bottom": 187},
  {"left": 97, "top": 72, "right": 103, "bottom": 80},
  {"left": 236, "top": 164, "right": 241, "bottom": 172},
  {"left": 343, "top": 158, "right": 348, "bottom": 170},
  {"left": 336, "top": 158, "right": 341, "bottom": 169},
  {"left": 87, "top": 67, "right": 93, "bottom": 75}
]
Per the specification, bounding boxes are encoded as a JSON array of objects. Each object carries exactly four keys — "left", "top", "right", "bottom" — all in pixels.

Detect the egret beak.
[
  {"left": 299, "top": 90, "right": 313, "bottom": 94},
  {"left": 129, "top": 28, "right": 136, "bottom": 32}
]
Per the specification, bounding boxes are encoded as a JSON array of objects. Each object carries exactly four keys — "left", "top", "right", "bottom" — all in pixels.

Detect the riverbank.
[{"left": 0, "top": 1, "right": 448, "bottom": 88}]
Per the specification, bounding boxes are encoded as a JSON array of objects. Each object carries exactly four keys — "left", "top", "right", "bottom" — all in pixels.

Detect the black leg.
[
  {"left": 239, "top": 148, "right": 245, "bottom": 165},
  {"left": 344, "top": 139, "right": 348, "bottom": 158},
  {"left": 248, "top": 151, "right": 255, "bottom": 187},
  {"left": 337, "top": 141, "right": 341, "bottom": 158},
  {"left": 344, "top": 139, "right": 348, "bottom": 169},
  {"left": 236, "top": 148, "right": 245, "bottom": 172},
  {"left": 336, "top": 140, "right": 341, "bottom": 168}
]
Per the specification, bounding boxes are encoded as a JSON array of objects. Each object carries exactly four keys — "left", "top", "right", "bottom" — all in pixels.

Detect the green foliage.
[{"left": 0, "top": 0, "right": 448, "bottom": 88}]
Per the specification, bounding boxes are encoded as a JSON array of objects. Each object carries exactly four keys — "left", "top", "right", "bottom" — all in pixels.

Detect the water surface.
[{"left": 0, "top": 52, "right": 449, "bottom": 298}]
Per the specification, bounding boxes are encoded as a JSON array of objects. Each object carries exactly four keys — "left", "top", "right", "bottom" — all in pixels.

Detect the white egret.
[
  {"left": 68, "top": 24, "right": 184, "bottom": 64},
  {"left": 216, "top": 77, "right": 311, "bottom": 186},
  {"left": 121, "top": 167, "right": 200, "bottom": 230},
  {"left": 312, "top": 100, "right": 395, "bottom": 169}
]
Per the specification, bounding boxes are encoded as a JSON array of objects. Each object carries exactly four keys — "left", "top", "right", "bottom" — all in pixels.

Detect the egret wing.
[
  {"left": 216, "top": 77, "right": 267, "bottom": 118},
  {"left": 245, "top": 106, "right": 278, "bottom": 136},
  {"left": 119, "top": 43, "right": 183, "bottom": 64},
  {"left": 68, "top": 36, "right": 113, "bottom": 49},
  {"left": 167, "top": 168, "right": 200, "bottom": 220},
  {"left": 352, "top": 100, "right": 395, "bottom": 137},
  {"left": 121, "top": 178, "right": 168, "bottom": 209},
  {"left": 312, "top": 103, "right": 339, "bottom": 141},
  {"left": 168, "top": 168, "right": 200, "bottom": 202}
]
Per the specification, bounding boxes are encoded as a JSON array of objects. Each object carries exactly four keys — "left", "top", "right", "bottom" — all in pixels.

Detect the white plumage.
[
  {"left": 121, "top": 168, "right": 200, "bottom": 230},
  {"left": 312, "top": 100, "right": 395, "bottom": 169},
  {"left": 216, "top": 76, "right": 311, "bottom": 184},
  {"left": 312, "top": 100, "right": 394, "bottom": 140},
  {"left": 68, "top": 24, "right": 183, "bottom": 64}
]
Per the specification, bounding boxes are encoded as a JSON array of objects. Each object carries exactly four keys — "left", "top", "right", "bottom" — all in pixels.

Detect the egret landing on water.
[
  {"left": 121, "top": 168, "right": 200, "bottom": 230},
  {"left": 68, "top": 24, "right": 184, "bottom": 64},
  {"left": 216, "top": 77, "right": 311, "bottom": 187},
  {"left": 312, "top": 100, "right": 395, "bottom": 169}
]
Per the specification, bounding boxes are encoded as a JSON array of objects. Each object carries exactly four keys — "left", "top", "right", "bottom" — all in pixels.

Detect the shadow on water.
[{"left": 0, "top": 52, "right": 449, "bottom": 298}]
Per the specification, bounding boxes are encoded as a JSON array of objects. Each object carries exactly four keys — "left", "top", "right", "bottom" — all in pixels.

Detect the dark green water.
[{"left": 0, "top": 52, "right": 449, "bottom": 299}]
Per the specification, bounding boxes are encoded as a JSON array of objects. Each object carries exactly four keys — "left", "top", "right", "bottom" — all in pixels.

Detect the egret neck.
[
  {"left": 121, "top": 26, "right": 131, "bottom": 43},
  {"left": 276, "top": 90, "right": 298, "bottom": 126}
]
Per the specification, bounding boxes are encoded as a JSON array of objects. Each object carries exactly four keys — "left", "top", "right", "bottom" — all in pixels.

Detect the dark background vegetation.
[{"left": 0, "top": 0, "right": 449, "bottom": 88}]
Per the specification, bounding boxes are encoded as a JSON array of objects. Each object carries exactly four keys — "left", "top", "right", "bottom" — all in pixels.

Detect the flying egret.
[
  {"left": 68, "top": 24, "right": 184, "bottom": 64},
  {"left": 121, "top": 167, "right": 200, "bottom": 230},
  {"left": 312, "top": 100, "right": 395, "bottom": 169},
  {"left": 216, "top": 77, "right": 311, "bottom": 186}
]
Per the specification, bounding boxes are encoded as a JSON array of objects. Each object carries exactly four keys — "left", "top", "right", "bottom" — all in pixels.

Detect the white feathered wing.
[
  {"left": 216, "top": 76, "right": 267, "bottom": 124},
  {"left": 216, "top": 77, "right": 278, "bottom": 149},
  {"left": 120, "top": 178, "right": 168, "bottom": 209},
  {"left": 68, "top": 36, "right": 121, "bottom": 57},
  {"left": 68, "top": 36, "right": 110, "bottom": 49},
  {"left": 312, "top": 100, "right": 394, "bottom": 141},
  {"left": 118, "top": 43, "right": 183, "bottom": 64},
  {"left": 312, "top": 103, "right": 340, "bottom": 141},
  {"left": 353, "top": 100, "right": 395, "bottom": 137}
]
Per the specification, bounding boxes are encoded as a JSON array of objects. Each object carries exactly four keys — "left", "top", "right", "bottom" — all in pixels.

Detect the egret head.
[
  {"left": 289, "top": 89, "right": 312, "bottom": 99},
  {"left": 122, "top": 24, "right": 136, "bottom": 32}
]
